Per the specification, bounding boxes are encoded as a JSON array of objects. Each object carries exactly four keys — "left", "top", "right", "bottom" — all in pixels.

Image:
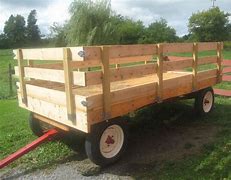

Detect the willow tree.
[{"left": 66, "top": 0, "right": 118, "bottom": 45}]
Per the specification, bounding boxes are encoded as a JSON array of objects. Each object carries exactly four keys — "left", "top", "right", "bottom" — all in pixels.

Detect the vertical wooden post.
[
  {"left": 115, "top": 64, "right": 120, "bottom": 69},
  {"left": 101, "top": 46, "right": 111, "bottom": 120},
  {"left": 8, "top": 63, "right": 13, "bottom": 96},
  {"left": 192, "top": 43, "right": 198, "bottom": 91},
  {"left": 17, "top": 49, "right": 27, "bottom": 105},
  {"left": 157, "top": 44, "right": 163, "bottom": 102},
  {"left": 63, "top": 48, "right": 76, "bottom": 124},
  {"left": 27, "top": 60, "right": 34, "bottom": 67},
  {"left": 217, "top": 42, "right": 223, "bottom": 83}
]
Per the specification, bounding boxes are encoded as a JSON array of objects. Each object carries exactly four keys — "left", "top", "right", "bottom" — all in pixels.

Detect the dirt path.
[{"left": 1, "top": 121, "right": 219, "bottom": 180}]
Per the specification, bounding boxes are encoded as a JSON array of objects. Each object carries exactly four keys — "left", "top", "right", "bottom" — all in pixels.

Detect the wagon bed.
[{"left": 14, "top": 42, "right": 223, "bottom": 133}]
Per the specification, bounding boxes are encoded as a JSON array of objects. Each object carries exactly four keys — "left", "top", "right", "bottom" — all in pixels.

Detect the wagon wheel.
[
  {"left": 29, "top": 112, "right": 52, "bottom": 137},
  {"left": 194, "top": 87, "right": 214, "bottom": 115},
  {"left": 85, "top": 118, "right": 128, "bottom": 166}
]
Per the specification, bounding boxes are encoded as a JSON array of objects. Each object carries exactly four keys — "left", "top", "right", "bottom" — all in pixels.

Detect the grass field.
[{"left": 0, "top": 49, "right": 231, "bottom": 178}]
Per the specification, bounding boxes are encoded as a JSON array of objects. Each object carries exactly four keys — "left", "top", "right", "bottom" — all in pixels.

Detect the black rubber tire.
[
  {"left": 194, "top": 87, "right": 214, "bottom": 116},
  {"left": 29, "top": 113, "right": 46, "bottom": 137},
  {"left": 85, "top": 118, "right": 128, "bottom": 167}
]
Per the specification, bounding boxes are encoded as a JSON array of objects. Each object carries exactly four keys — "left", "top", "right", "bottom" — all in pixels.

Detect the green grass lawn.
[{"left": 0, "top": 49, "right": 230, "bottom": 178}]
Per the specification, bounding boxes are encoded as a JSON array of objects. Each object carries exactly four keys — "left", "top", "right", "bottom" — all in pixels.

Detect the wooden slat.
[
  {"left": 223, "top": 67, "right": 231, "bottom": 74},
  {"left": 157, "top": 44, "right": 163, "bottom": 101},
  {"left": 223, "top": 75, "right": 231, "bottom": 82},
  {"left": 63, "top": 48, "right": 76, "bottom": 123},
  {"left": 198, "top": 56, "right": 217, "bottom": 65},
  {"left": 17, "top": 49, "right": 27, "bottom": 105},
  {"left": 85, "top": 63, "right": 158, "bottom": 86},
  {"left": 32, "top": 63, "right": 63, "bottom": 69},
  {"left": 110, "top": 55, "right": 154, "bottom": 64},
  {"left": 197, "top": 69, "right": 218, "bottom": 81},
  {"left": 15, "top": 66, "right": 86, "bottom": 86},
  {"left": 101, "top": 46, "right": 111, "bottom": 120},
  {"left": 33, "top": 114, "right": 70, "bottom": 131},
  {"left": 222, "top": 60, "right": 231, "bottom": 66},
  {"left": 163, "top": 58, "right": 193, "bottom": 71},
  {"left": 214, "top": 89, "right": 231, "bottom": 97},
  {"left": 163, "top": 43, "right": 193, "bottom": 53},
  {"left": 13, "top": 46, "right": 101, "bottom": 61},
  {"left": 192, "top": 43, "right": 198, "bottom": 90},
  {"left": 198, "top": 42, "right": 217, "bottom": 52},
  {"left": 109, "top": 44, "right": 157, "bottom": 59}
]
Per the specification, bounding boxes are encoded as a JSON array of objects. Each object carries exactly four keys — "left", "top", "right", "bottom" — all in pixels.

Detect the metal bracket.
[
  {"left": 78, "top": 50, "right": 85, "bottom": 58},
  {"left": 22, "top": 98, "right": 27, "bottom": 106},
  {"left": 103, "top": 112, "right": 111, "bottom": 121},
  {"left": 156, "top": 96, "right": 163, "bottom": 103},
  {"left": 68, "top": 113, "right": 76, "bottom": 125}
]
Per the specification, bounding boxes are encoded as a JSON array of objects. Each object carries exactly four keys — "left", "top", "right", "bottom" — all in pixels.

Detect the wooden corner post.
[
  {"left": 101, "top": 46, "right": 111, "bottom": 120},
  {"left": 217, "top": 42, "right": 223, "bottom": 83},
  {"left": 63, "top": 48, "right": 76, "bottom": 124},
  {"left": 157, "top": 44, "right": 163, "bottom": 102},
  {"left": 17, "top": 49, "right": 27, "bottom": 105},
  {"left": 192, "top": 43, "right": 198, "bottom": 91}
]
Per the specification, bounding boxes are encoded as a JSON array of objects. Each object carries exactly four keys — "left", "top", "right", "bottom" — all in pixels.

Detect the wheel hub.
[
  {"left": 99, "top": 125, "right": 124, "bottom": 159},
  {"left": 202, "top": 91, "right": 213, "bottom": 113},
  {"left": 105, "top": 135, "right": 115, "bottom": 145}
]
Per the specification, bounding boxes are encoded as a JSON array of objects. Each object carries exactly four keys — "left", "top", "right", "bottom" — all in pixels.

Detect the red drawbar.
[{"left": 0, "top": 129, "right": 59, "bottom": 169}]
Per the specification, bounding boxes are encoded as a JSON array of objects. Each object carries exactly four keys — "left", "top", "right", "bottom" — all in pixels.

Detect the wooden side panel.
[
  {"left": 15, "top": 66, "right": 86, "bottom": 86},
  {"left": 197, "top": 69, "right": 218, "bottom": 81},
  {"left": 13, "top": 46, "right": 101, "bottom": 61},
  {"left": 163, "top": 43, "right": 193, "bottom": 53},
  {"left": 18, "top": 93, "right": 88, "bottom": 132},
  {"left": 198, "top": 42, "right": 217, "bottom": 52},
  {"left": 109, "top": 44, "right": 157, "bottom": 59},
  {"left": 198, "top": 56, "right": 217, "bottom": 65},
  {"left": 85, "top": 63, "right": 158, "bottom": 86},
  {"left": 163, "top": 59, "right": 193, "bottom": 71},
  {"left": 17, "top": 83, "right": 89, "bottom": 132}
]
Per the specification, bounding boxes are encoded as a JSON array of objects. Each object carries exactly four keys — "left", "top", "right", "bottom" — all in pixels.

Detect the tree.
[
  {"left": 0, "top": 34, "right": 10, "bottom": 49},
  {"left": 188, "top": 7, "right": 230, "bottom": 42},
  {"left": 140, "top": 19, "right": 177, "bottom": 44},
  {"left": 50, "top": 22, "right": 67, "bottom": 47},
  {"left": 117, "top": 18, "right": 144, "bottom": 44},
  {"left": 66, "top": 0, "right": 118, "bottom": 45},
  {"left": 4, "top": 15, "right": 26, "bottom": 47},
  {"left": 27, "top": 10, "right": 41, "bottom": 43}
]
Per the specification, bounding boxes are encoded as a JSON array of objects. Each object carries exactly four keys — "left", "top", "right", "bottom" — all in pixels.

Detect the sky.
[{"left": 0, "top": 0, "right": 230, "bottom": 37}]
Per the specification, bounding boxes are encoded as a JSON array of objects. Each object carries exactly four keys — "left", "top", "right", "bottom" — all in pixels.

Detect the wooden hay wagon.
[{"left": 14, "top": 42, "right": 223, "bottom": 166}]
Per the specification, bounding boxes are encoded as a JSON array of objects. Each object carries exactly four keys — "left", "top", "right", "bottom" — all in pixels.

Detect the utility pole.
[{"left": 211, "top": 0, "right": 216, "bottom": 7}]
